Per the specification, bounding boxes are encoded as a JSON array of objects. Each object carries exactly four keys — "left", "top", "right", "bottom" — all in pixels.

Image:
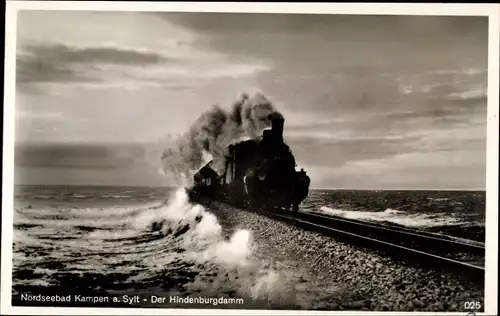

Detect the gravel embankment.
[{"left": 205, "top": 201, "right": 484, "bottom": 312}]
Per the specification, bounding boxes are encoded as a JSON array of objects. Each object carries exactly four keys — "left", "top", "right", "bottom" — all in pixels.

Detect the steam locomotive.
[{"left": 187, "top": 112, "right": 310, "bottom": 211}]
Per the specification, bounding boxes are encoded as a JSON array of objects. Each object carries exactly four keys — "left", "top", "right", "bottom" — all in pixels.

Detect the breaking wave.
[
  {"left": 13, "top": 188, "right": 301, "bottom": 306},
  {"left": 318, "top": 206, "right": 468, "bottom": 228}
]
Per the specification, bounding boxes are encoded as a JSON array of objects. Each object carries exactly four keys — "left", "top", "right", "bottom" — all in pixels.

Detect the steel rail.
[
  {"left": 258, "top": 208, "right": 485, "bottom": 283},
  {"left": 189, "top": 194, "right": 484, "bottom": 282},
  {"left": 298, "top": 210, "right": 485, "bottom": 253}
]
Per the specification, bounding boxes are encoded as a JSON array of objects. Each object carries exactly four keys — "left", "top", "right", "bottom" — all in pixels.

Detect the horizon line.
[{"left": 12, "top": 184, "right": 487, "bottom": 192}]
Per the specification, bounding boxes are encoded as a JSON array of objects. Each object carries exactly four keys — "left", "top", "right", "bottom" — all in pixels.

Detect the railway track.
[{"left": 256, "top": 207, "right": 485, "bottom": 284}]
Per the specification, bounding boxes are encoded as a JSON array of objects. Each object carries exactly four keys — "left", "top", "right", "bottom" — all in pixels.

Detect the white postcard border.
[{"left": 2, "top": 2, "right": 499, "bottom": 316}]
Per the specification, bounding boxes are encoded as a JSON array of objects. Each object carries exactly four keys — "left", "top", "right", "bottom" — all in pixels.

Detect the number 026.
[{"left": 464, "top": 301, "right": 481, "bottom": 310}]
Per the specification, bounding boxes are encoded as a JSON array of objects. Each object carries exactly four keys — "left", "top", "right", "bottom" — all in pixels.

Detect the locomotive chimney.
[{"left": 268, "top": 112, "right": 284, "bottom": 141}]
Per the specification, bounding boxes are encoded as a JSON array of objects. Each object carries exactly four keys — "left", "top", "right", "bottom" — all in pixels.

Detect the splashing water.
[
  {"left": 144, "top": 189, "right": 299, "bottom": 302},
  {"left": 161, "top": 92, "right": 282, "bottom": 179},
  {"left": 12, "top": 186, "right": 301, "bottom": 307},
  {"left": 319, "top": 206, "right": 465, "bottom": 228}
]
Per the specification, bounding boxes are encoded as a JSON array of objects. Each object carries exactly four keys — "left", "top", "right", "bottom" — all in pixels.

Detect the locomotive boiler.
[{"left": 188, "top": 112, "right": 310, "bottom": 211}]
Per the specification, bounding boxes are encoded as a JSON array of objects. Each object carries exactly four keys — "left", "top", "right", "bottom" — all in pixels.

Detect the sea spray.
[
  {"left": 143, "top": 188, "right": 253, "bottom": 262},
  {"left": 138, "top": 188, "right": 298, "bottom": 303},
  {"left": 161, "top": 92, "right": 282, "bottom": 180},
  {"left": 319, "top": 206, "right": 465, "bottom": 228}
]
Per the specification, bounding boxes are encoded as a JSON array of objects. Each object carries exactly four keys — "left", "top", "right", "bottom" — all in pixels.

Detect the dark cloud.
[
  {"left": 14, "top": 143, "right": 149, "bottom": 170},
  {"left": 16, "top": 56, "right": 93, "bottom": 84},
  {"left": 22, "top": 43, "right": 170, "bottom": 65},
  {"left": 13, "top": 142, "right": 169, "bottom": 186},
  {"left": 16, "top": 43, "right": 172, "bottom": 84},
  {"left": 161, "top": 13, "right": 488, "bottom": 41},
  {"left": 162, "top": 13, "right": 488, "bottom": 71}
]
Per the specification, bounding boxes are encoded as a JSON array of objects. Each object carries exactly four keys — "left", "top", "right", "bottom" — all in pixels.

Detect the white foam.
[
  {"left": 145, "top": 189, "right": 293, "bottom": 299},
  {"left": 13, "top": 188, "right": 293, "bottom": 303},
  {"left": 203, "top": 230, "right": 253, "bottom": 267},
  {"left": 319, "top": 206, "right": 465, "bottom": 228},
  {"left": 147, "top": 189, "right": 254, "bottom": 267}
]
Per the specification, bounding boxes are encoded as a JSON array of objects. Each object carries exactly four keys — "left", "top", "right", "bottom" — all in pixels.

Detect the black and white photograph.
[{"left": 2, "top": 2, "right": 499, "bottom": 315}]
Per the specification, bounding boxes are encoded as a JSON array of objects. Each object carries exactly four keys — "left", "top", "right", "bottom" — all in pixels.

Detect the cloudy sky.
[{"left": 14, "top": 11, "right": 488, "bottom": 189}]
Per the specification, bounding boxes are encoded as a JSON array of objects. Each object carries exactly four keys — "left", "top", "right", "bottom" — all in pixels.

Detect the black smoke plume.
[{"left": 161, "top": 92, "right": 281, "bottom": 186}]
